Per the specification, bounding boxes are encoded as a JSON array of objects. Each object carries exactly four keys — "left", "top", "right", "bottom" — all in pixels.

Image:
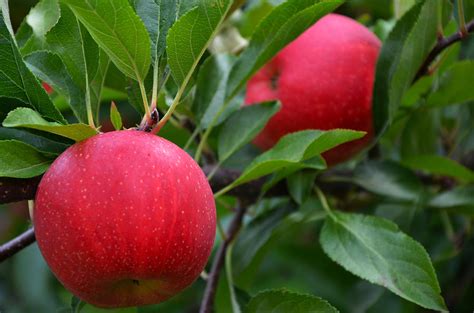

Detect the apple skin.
[
  {"left": 245, "top": 14, "right": 381, "bottom": 165},
  {"left": 34, "top": 130, "right": 216, "bottom": 308}
]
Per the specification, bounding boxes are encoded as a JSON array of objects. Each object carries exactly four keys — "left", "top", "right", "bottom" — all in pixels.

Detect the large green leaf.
[
  {"left": 3, "top": 108, "right": 97, "bottom": 142},
  {"left": 25, "top": 51, "right": 87, "bottom": 123},
  {"left": 226, "top": 0, "right": 342, "bottom": 100},
  {"left": 193, "top": 54, "right": 240, "bottom": 129},
  {"left": 352, "top": 160, "right": 425, "bottom": 202},
  {"left": 0, "top": 140, "right": 51, "bottom": 178},
  {"left": 320, "top": 212, "right": 447, "bottom": 311},
  {"left": 426, "top": 61, "right": 474, "bottom": 107},
  {"left": 0, "top": 8, "right": 65, "bottom": 123},
  {"left": 166, "top": 0, "right": 233, "bottom": 87},
  {"left": 402, "top": 155, "right": 474, "bottom": 183},
  {"left": 218, "top": 101, "right": 280, "bottom": 162},
  {"left": 220, "top": 129, "right": 365, "bottom": 192},
  {"left": 132, "top": 0, "right": 178, "bottom": 64},
  {"left": 373, "top": 0, "right": 448, "bottom": 136},
  {"left": 0, "top": 128, "right": 69, "bottom": 155},
  {"left": 62, "top": 0, "right": 151, "bottom": 82},
  {"left": 245, "top": 289, "right": 339, "bottom": 313}
]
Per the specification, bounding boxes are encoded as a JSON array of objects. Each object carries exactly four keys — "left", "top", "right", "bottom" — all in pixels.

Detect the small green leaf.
[
  {"left": 287, "top": 171, "right": 317, "bottom": 205},
  {"left": 428, "top": 185, "right": 474, "bottom": 215},
  {"left": 426, "top": 61, "right": 474, "bottom": 108},
  {"left": 166, "top": 0, "right": 233, "bottom": 87},
  {"left": 320, "top": 212, "right": 447, "bottom": 312},
  {"left": 3, "top": 108, "right": 97, "bottom": 142},
  {"left": 62, "top": 0, "right": 151, "bottom": 82},
  {"left": 224, "top": 129, "right": 365, "bottom": 191},
  {"left": 0, "top": 140, "right": 51, "bottom": 178},
  {"left": 402, "top": 155, "right": 474, "bottom": 183},
  {"left": 0, "top": 10, "right": 65, "bottom": 123},
  {"left": 226, "top": 0, "right": 343, "bottom": 100},
  {"left": 353, "top": 160, "right": 425, "bottom": 202},
  {"left": 218, "top": 101, "right": 280, "bottom": 162},
  {"left": 110, "top": 102, "right": 123, "bottom": 131},
  {"left": 25, "top": 0, "right": 60, "bottom": 38},
  {"left": 245, "top": 289, "right": 339, "bottom": 313}
]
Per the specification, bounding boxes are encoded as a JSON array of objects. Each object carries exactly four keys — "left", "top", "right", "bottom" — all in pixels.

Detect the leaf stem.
[
  {"left": 457, "top": 0, "right": 468, "bottom": 36},
  {"left": 139, "top": 80, "right": 151, "bottom": 120},
  {"left": 315, "top": 186, "right": 336, "bottom": 220},
  {"left": 225, "top": 243, "right": 241, "bottom": 313}
]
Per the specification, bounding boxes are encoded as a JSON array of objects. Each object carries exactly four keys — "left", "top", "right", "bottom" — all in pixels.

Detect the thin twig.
[
  {"left": 414, "top": 19, "right": 474, "bottom": 81},
  {"left": 199, "top": 204, "right": 247, "bottom": 313},
  {"left": 0, "top": 228, "right": 36, "bottom": 263},
  {"left": 0, "top": 176, "right": 41, "bottom": 205}
]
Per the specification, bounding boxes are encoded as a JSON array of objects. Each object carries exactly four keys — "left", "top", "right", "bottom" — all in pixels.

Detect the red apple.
[
  {"left": 34, "top": 130, "right": 216, "bottom": 308},
  {"left": 42, "top": 82, "right": 53, "bottom": 94},
  {"left": 245, "top": 14, "right": 381, "bottom": 165}
]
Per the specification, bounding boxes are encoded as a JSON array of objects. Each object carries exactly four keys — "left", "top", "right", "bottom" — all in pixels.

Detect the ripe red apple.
[
  {"left": 245, "top": 14, "right": 381, "bottom": 165},
  {"left": 34, "top": 130, "right": 216, "bottom": 308}
]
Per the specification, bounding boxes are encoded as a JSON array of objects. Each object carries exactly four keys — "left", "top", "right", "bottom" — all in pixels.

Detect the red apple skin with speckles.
[
  {"left": 245, "top": 14, "right": 381, "bottom": 165},
  {"left": 34, "top": 130, "right": 216, "bottom": 308}
]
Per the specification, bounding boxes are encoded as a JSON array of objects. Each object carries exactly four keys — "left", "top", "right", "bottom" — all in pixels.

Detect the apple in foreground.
[
  {"left": 245, "top": 13, "right": 381, "bottom": 165},
  {"left": 34, "top": 130, "right": 216, "bottom": 308}
]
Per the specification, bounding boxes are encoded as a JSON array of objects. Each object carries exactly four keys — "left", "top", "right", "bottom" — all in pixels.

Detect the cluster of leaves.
[{"left": 0, "top": 0, "right": 473, "bottom": 312}]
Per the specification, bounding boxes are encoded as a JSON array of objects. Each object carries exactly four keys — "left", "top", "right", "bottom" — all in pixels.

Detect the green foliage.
[
  {"left": 3, "top": 108, "right": 98, "bottom": 141},
  {"left": 245, "top": 289, "right": 339, "bottom": 313},
  {"left": 109, "top": 102, "right": 123, "bottom": 131},
  {"left": 0, "top": 140, "right": 52, "bottom": 178},
  {"left": 320, "top": 212, "right": 447, "bottom": 311}
]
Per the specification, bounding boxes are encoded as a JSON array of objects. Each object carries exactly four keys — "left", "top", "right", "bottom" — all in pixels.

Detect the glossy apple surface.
[
  {"left": 34, "top": 130, "right": 216, "bottom": 308},
  {"left": 245, "top": 14, "right": 381, "bottom": 165}
]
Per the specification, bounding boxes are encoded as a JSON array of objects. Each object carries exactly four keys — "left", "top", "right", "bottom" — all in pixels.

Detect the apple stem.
[{"left": 0, "top": 228, "right": 36, "bottom": 263}]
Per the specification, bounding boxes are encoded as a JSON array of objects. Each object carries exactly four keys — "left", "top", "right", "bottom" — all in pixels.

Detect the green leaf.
[
  {"left": 400, "top": 109, "right": 439, "bottom": 159},
  {"left": 402, "top": 155, "right": 474, "bottom": 183},
  {"left": 426, "top": 61, "right": 474, "bottom": 108},
  {"left": 0, "top": 140, "right": 51, "bottom": 178},
  {"left": 226, "top": 0, "right": 343, "bottom": 100},
  {"left": 62, "top": 0, "right": 151, "bottom": 82},
  {"left": 320, "top": 212, "right": 447, "bottom": 311},
  {"left": 3, "top": 108, "right": 97, "bottom": 142},
  {"left": 224, "top": 129, "right": 365, "bottom": 191},
  {"left": 0, "top": 9, "right": 65, "bottom": 123},
  {"left": 25, "top": 0, "right": 60, "bottom": 38},
  {"left": 166, "top": 0, "right": 233, "bottom": 87},
  {"left": 0, "top": 128, "right": 69, "bottom": 155},
  {"left": 24, "top": 51, "right": 87, "bottom": 123},
  {"left": 233, "top": 201, "right": 295, "bottom": 275},
  {"left": 218, "top": 101, "right": 280, "bottom": 162},
  {"left": 352, "top": 160, "right": 424, "bottom": 202},
  {"left": 287, "top": 171, "right": 317, "bottom": 205},
  {"left": 428, "top": 185, "right": 474, "bottom": 215},
  {"left": 193, "top": 54, "right": 240, "bottom": 129},
  {"left": 110, "top": 102, "right": 123, "bottom": 130},
  {"left": 245, "top": 289, "right": 339, "bottom": 313},
  {"left": 373, "top": 0, "right": 448, "bottom": 136},
  {"left": 132, "top": 0, "right": 178, "bottom": 64},
  {"left": 20, "top": 0, "right": 60, "bottom": 55}
]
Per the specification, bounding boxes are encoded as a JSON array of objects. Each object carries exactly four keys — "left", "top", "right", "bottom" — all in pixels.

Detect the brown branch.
[
  {"left": 199, "top": 203, "right": 248, "bottom": 313},
  {"left": 0, "top": 228, "right": 36, "bottom": 263},
  {"left": 0, "top": 176, "right": 41, "bottom": 205},
  {"left": 415, "top": 19, "right": 474, "bottom": 81}
]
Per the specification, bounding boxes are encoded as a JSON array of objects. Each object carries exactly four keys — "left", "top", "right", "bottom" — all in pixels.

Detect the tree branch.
[
  {"left": 199, "top": 204, "right": 248, "bottom": 313},
  {"left": 0, "top": 176, "right": 41, "bottom": 205},
  {"left": 415, "top": 19, "right": 474, "bottom": 81},
  {"left": 0, "top": 228, "right": 36, "bottom": 263}
]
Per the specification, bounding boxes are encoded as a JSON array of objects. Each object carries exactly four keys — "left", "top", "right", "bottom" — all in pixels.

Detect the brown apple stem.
[
  {"left": 0, "top": 228, "right": 36, "bottom": 263},
  {"left": 199, "top": 204, "right": 247, "bottom": 313},
  {"left": 414, "top": 18, "right": 474, "bottom": 81}
]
